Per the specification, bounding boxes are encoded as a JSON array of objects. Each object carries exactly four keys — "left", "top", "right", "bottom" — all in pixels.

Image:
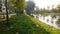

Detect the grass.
[
  {"left": 27, "top": 14, "right": 60, "bottom": 34},
  {"left": 0, "top": 14, "right": 60, "bottom": 34},
  {"left": 9, "top": 14, "right": 49, "bottom": 34}
]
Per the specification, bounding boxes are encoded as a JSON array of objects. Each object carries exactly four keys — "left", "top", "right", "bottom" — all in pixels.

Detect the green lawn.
[
  {"left": 0, "top": 14, "right": 60, "bottom": 34},
  {"left": 9, "top": 14, "right": 49, "bottom": 34}
]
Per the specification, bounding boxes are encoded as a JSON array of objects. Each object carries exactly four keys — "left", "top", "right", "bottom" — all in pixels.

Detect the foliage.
[
  {"left": 34, "top": 8, "right": 50, "bottom": 15},
  {"left": 51, "top": 8, "right": 57, "bottom": 13},
  {"left": 8, "top": 0, "right": 16, "bottom": 10},
  {"left": 25, "top": 1, "right": 35, "bottom": 15},
  {"left": 50, "top": 4, "right": 60, "bottom": 13},
  {"left": 56, "top": 4, "right": 60, "bottom": 13},
  {"left": 0, "top": 1, "right": 2, "bottom": 12},
  {"left": 8, "top": 0, "right": 26, "bottom": 13},
  {"left": 16, "top": 0, "right": 26, "bottom": 13}
]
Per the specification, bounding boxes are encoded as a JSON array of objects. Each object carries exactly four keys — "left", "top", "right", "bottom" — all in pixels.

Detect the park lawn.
[
  {"left": 0, "top": 14, "right": 60, "bottom": 34},
  {"left": 9, "top": 14, "right": 49, "bottom": 34}
]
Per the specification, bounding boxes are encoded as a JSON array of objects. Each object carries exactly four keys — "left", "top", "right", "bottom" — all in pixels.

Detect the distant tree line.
[{"left": 33, "top": 4, "right": 60, "bottom": 15}]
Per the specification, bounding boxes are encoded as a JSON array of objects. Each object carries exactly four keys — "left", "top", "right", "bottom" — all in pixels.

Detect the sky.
[{"left": 26, "top": 0, "right": 60, "bottom": 9}]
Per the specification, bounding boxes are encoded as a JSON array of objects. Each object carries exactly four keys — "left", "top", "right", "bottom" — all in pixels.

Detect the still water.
[{"left": 32, "top": 14, "right": 60, "bottom": 29}]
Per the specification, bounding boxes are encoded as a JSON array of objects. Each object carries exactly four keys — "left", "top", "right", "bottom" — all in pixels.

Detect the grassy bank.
[
  {"left": 27, "top": 14, "right": 60, "bottom": 34},
  {"left": 0, "top": 14, "right": 60, "bottom": 34},
  {"left": 9, "top": 14, "right": 49, "bottom": 34}
]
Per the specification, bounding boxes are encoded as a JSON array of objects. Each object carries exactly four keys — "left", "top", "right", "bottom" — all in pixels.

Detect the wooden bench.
[{"left": 0, "top": 12, "right": 5, "bottom": 19}]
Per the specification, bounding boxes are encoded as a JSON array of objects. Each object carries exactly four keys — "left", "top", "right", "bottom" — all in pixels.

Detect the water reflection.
[{"left": 32, "top": 14, "right": 60, "bottom": 29}]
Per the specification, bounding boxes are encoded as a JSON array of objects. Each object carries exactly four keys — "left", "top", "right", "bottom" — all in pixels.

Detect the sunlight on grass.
[{"left": 25, "top": 14, "right": 60, "bottom": 34}]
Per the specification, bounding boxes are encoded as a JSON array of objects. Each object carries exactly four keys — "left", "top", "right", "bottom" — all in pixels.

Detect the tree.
[
  {"left": 51, "top": 8, "right": 57, "bottom": 13},
  {"left": 56, "top": 4, "right": 60, "bottom": 13},
  {"left": 8, "top": 0, "right": 26, "bottom": 14},
  {"left": 8, "top": 0, "right": 16, "bottom": 10},
  {"left": 0, "top": 1, "right": 2, "bottom": 12},
  {"left": 25, "top": 1, "right": 35, "bottom": 15},
  {"left": 16, "top": 0, "right": 26, "bottom": 13}
]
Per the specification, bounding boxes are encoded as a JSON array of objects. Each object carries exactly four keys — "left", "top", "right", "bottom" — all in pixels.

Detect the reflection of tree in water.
[
  {"left": 36, "top": 15, "right": 39, "bottom": 19},
  {"left": 56, "top": 18, "right": 60, "bottom": 28},
  {"left": 43, "top": 15, "right": 45, "bottom": 20},
  {"left": 47, "top": 19, "right": 49, "bottom": 23},
  {"left": 51, "top": 15, "right": 57, "bottom": 23},
  {"left": 51, "top": 20, "right": 53, "bottom": 23},
  {"left": 52, "top": 15, "right": 56, "bottom": 18}
]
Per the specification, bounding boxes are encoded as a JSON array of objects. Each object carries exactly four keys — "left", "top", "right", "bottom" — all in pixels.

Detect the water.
[{"left": 32, "top": 14, "right": 60, "bottom": 29}]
